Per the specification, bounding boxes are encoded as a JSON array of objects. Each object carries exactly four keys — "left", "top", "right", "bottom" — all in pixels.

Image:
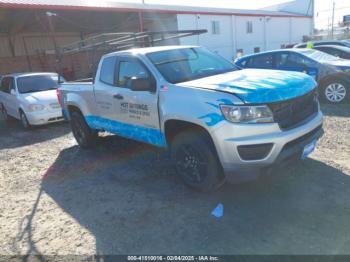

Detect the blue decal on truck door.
[{"left": 85, "top": 115, "right": 167, "bottom": 147}]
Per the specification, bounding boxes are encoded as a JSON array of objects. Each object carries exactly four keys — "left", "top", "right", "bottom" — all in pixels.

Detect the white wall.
[
  {"left": 197, "top": 14, "right": 234, "bottom": 60},
  {"left": 265, "top": 17, "right": 291, "bottom": 50},
  {"left": 177, "top": 14, "right": 234, "bottom": 59},
  {"left": 290, "top": 17, "right": 313, "bottom": 43},
  {"left": 235, "top": 16, "right": 265, "bottom": 55},
  {"left": 177, "top": 14, "right": 313, "bottom": 60}
]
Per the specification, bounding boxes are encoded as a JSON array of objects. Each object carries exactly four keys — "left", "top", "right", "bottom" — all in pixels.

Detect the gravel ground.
[{"left": 0, "top": 104, "right": 349, "bottom": 256}]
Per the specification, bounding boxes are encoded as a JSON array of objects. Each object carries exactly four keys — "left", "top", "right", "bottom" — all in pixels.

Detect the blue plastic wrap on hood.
[{"left": 181, "top": 69, "right": 317, "bottom": 104}]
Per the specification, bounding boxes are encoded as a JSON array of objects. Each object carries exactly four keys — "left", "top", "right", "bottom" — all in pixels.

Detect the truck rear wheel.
[
  {"left": 171, "top": 130, "right": 225, "bottom": 192},
  {"left": 70, "top": 111, "right": 98, "bottom": 148}
]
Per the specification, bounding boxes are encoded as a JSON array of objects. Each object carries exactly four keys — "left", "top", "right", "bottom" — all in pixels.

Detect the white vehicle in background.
[{"left": 0, "top": 72, "right": 65, "bottom": 128}]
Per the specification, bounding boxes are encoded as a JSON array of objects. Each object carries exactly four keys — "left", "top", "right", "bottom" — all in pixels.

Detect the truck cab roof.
[{"left": 103, "top": 45, "right": 199, "bottom": 57}]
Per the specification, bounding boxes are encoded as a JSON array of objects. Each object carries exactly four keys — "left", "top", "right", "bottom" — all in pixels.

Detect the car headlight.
[
  {"left": 220, "top": 105, "right": 274, "bottom": 124},
  {"left": 28, "top": 104, "right": 45, "bottom": 112}
]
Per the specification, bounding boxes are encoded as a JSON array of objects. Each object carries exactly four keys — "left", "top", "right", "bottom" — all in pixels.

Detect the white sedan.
[{"left": 0, "top": 72, "right": 64, "bottom": 128}]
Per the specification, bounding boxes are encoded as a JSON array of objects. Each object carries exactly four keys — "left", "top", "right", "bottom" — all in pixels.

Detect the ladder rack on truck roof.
[{"left": 57, "top": 29, "right": 207, "bottom": 81}]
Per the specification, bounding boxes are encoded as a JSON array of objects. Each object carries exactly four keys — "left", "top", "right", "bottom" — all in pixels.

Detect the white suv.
[{"left": 0, "top": 72, "right": 64, "bottom": 128}]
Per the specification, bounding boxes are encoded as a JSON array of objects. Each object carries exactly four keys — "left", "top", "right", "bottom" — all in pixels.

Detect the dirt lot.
[{"left": 0, "top": 104, "right": 349, "bottom": 256}]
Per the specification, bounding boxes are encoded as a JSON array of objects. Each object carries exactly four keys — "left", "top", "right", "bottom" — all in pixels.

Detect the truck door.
[
  {"left": 93, "top": 55, "right": 119, "bottom": 121},
  {"left": 113, "top": 56, "right": 165, "bottom": 147},
  {"left": 92, "top": 55, "right": 164, "bottom": 147}
]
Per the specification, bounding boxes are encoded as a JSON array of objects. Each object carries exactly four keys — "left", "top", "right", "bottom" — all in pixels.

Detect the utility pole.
[
  {"left": 46, "top": 12, "right": 58, "bottom": 56},
  {"left": 331, "top": 1, "right": 335, "bottom": 39}
]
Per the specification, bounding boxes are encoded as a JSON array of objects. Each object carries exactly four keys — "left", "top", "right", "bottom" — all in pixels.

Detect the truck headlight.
[
  {"left": 28, "top": 104, "right": 45, "bottom": 112},
  {"left": 220, "top": 105, "right": 274, "bottom": 124}
]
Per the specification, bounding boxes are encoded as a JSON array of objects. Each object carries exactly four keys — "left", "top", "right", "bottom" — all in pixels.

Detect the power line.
[{"left": 317, "top": 6, "right": 350, "bottom": 12}]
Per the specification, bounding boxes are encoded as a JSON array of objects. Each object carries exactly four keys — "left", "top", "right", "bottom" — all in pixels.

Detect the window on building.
[
  {"left": 211, "top": 21, "right": 220, "bottom": 35},
  {"left": 254, "top": 47, "right": 260, "bottom": 53},
  {"left": 246, "top": 21, "right": 253, "bottom": 34},
  {"left": 100, "top": 56, "right": 117, "bottom": 85}
]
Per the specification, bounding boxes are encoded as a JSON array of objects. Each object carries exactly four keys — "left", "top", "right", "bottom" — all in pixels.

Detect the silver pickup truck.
[{"left": 58, "top": 46, "right": 323, "bottom": 191}]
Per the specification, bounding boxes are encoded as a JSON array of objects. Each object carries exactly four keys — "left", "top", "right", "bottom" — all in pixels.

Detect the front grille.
[
  {"left": 268, "top": 90, "right": 318, "bottom": 130},
  {"left": 48, "top": 117, "right": 64, "bottom": 122}
]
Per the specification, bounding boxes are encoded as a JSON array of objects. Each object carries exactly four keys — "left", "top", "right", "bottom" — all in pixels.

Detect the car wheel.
[
  {"left": 19, "top": 110, "right": 30, "bottom": 129},
  {"left": 171, "top": 130, "right": 225, "bottom": 192},
  {"left": 70, "top": 111, "right": 98, "bottom": 148},
  {"left": 0, "top": 104, "right": 8, "bottom": 122},
  {"left": 321, "top": 79, "right": 348, "bottom": 104}
]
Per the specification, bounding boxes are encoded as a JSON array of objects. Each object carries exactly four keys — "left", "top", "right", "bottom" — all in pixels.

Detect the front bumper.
[
  {"left": 211, "top": 111, "right": 324, "bottom": 183},
  {"left": 25, "top": 110, "right": 64, "bottom": 126}
]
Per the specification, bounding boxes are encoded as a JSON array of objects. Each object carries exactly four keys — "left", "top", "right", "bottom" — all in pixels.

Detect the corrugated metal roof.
[{"left": 0, "top": 0, "right": 311, "bottom": 17}]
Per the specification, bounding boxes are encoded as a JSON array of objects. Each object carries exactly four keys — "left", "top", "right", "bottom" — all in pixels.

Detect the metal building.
[{"left": 0, "top": 0, "right": 314, "bottom": 78}]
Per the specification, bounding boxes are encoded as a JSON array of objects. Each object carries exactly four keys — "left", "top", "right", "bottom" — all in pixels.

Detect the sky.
[
  {"left": 314, "top": 0, "right": 350, "bottom": 29},
  {"left": 121, "top": 0, "right": 350, "bottom": 30}
]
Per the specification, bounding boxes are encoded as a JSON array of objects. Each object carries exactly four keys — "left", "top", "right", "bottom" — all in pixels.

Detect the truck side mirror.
[
  {"left": 129, "top": 78, "right": 155, "bottom": 92},
  {"left": 10, "top": 89, "right": 16, "bottom": 95}
]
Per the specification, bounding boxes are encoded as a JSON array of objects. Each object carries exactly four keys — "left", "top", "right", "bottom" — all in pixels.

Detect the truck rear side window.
[{"left": 100, "top": 56, "right": 117, "bottom": 85}]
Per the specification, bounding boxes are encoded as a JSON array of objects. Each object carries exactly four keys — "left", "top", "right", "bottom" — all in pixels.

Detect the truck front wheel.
[
  {"left": 171, "top": 130, "right": 225, "bottom": 192},
  {"left": 70, "top": 111, "right": 98, "bottom": 148}
]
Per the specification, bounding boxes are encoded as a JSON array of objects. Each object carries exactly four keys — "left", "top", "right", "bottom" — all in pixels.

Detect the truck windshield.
[
  {"left": 147, "top": 47, "right": 238, "bottom": 84},
  {"left": 17, "top": 75, "right": 59, "bottom": 94}
]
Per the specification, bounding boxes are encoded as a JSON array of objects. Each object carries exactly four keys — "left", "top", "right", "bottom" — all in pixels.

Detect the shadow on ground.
[
  {"left": 0, "top": 118, "right": 70, "bottom": 149},
  {"left": 35, "top": 135, "right": 350, "bottom": 255},
  {"left": 321, "top": 104, "right": 350, "bottom": 118}
]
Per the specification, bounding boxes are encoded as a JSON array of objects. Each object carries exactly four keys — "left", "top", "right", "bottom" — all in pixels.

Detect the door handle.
[{"left": 113, "top": 94, "right": 124, "bottom": 100}]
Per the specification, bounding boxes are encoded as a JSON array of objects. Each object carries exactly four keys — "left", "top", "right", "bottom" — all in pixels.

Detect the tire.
[
  {"left": 19, "top": 110, "right": 30, "bottom": 129},
  {"left": 171, "top": 130, "right": 225, "bottom": 192},
  {"left": 0, "top": 104, "right": 8, "bottom": 122},
  {"left": 320, "top": 79, "right": 349, "bottom": 104},
  {"left": 70, "top": 111, "right": 98, "bottom": 148}
]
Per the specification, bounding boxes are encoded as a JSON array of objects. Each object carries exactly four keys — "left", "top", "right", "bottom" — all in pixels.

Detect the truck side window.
[
  {"left": 100, "top": 56, "right": 117, "bottom": 85},
  {"left": 117, "top": 61, "right": 149, "bottom": 88}
]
